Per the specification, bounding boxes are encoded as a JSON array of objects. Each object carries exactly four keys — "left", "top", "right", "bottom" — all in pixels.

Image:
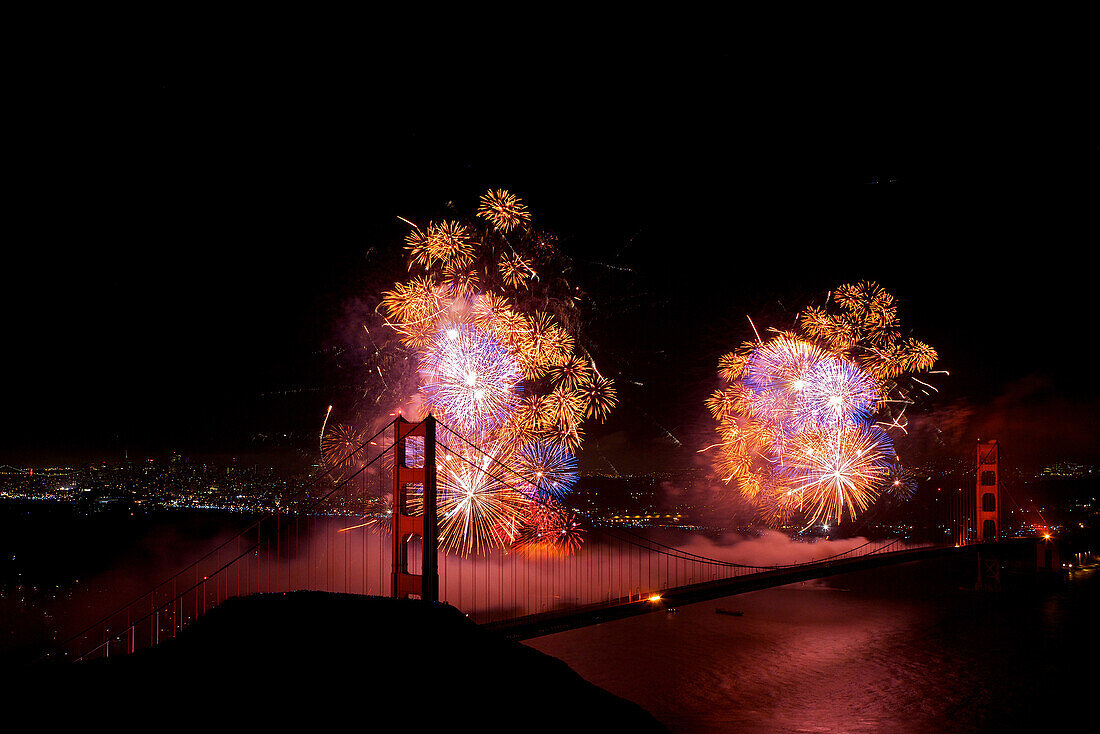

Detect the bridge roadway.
[{"left": 484, "top": 543, "right": 986, "bottom": 641}]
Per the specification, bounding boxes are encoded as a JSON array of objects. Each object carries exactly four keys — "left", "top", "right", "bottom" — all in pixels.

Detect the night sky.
[{"left": 4, "top": 43, "right": 1096, "bottom": 472}]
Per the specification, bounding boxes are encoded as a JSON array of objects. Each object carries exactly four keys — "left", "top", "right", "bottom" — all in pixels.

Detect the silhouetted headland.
[{"left": 17, "top": 591, "right": 669, "bottom": 731}]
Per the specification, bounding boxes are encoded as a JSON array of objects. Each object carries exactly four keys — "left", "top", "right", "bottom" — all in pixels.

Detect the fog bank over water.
[
  {"left": 671, "top": 530, "right": 889, "bottom": 568},
  {"left": 4, "top": 504, "right": 901, "bottom": 663}
]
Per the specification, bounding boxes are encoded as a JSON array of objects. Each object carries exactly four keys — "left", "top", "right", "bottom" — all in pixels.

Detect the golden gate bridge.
[{"left": 41, "top": 417, "right": 1078, "bottom": 663}]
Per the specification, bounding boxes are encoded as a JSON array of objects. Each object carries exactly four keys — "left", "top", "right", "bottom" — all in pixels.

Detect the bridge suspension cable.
[
  {"left": 55, "top": 416, "right": 410, "bottom": 662},
  {"left": 49, "top": 414, "right": 928, "bottom": 663},
  {"left": 436, "top": 423, "right": 908, "bottom": 569}
]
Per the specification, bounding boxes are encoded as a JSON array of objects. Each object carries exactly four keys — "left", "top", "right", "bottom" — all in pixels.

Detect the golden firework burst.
[
  {"left": 477, "top": 189, "right": 531, "bottom": 233},
  {"left": 577, "top": 373, "right": 617, "bottom": 422},
  {"left": 498, "top": 251, "right": 534, "bottom": 289}
]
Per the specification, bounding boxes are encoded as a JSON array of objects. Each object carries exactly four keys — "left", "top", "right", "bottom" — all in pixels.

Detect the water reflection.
[{"left": 525, "top": 559, "right": 1099, "bottom": 733}]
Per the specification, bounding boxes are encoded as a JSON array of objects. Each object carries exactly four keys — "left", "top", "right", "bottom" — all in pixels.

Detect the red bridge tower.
[
  {"left": 976, "top": 439, "right": 1000, "bottom": 542},
  {"left": 390, "top": 415, "right": 439, "bottom": 602},
  {"left": 975, "top": 439, "right": 1001, "bottom": 590}
]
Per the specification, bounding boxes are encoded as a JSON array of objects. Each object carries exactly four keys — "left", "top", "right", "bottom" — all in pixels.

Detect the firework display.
[
  {"left": 706, "top": 281, "right": 937, "bottom": 526},
  {"left": 325, "top": 190, "right": 613, "bottom": 555}
]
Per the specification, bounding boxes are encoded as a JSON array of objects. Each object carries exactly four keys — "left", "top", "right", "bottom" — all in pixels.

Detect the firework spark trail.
[{"left": 320, "top": 405, "right": 333, "bottom": 452}]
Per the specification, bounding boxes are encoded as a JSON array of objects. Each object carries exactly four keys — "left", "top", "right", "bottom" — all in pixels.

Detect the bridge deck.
[{"left": 486, "top": 544, "right": 978, "bottom": 640}]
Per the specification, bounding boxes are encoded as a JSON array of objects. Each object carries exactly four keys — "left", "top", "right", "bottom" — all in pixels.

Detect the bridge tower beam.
[
  {"left": 975, "top": 439, "right": 1001, "bottom": 590},
  {"left": 390, "top": 415, "right": 439, "bottom": 602},
  {"left": 976, "top": 439, "right": 1000, "bottom": 543}
]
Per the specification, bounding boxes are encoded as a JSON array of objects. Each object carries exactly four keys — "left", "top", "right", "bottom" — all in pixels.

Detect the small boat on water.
[{"left": 716, "top": 608, "right": 744, "bottom": 616}]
